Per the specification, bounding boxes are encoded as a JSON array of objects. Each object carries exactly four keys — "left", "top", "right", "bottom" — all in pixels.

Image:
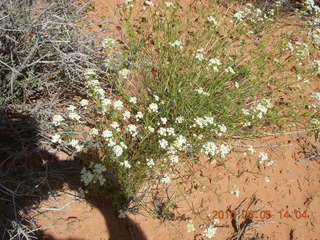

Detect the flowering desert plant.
[{"left": 48, "top": 0, "right": 320, "bottom": 238}]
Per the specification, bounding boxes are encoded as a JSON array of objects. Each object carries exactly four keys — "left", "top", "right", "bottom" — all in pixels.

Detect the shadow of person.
[{"left": 0, "top": 109, "right": 147, "bottom": 240}]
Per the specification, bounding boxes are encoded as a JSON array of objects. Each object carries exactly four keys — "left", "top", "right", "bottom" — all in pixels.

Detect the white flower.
[
  {"left": 101, "top": 98, "right": 112, "bottom": 113},
  {"left": 219, "top": 144, "right": 231, "bottom": 158},
  {"left": 147, "top": 126, "right": 155, "bottom": 132},
  {"left": 312, "top": 92, "right": 320, "bottom": 101},
  {"left": 129, "top": 96, "right": 137, "bottom": 104},
  {"left": 207, "top": 16, "right": 218, "bottom": 25},
  {"left": 208, "top": 58, "right": 222, "bottom": 66},
  {"left": 69, "top": 112, "right": 81, "bottom": 121},
  {"left": 218, "top": 124, "right": 227, "bottom": 134},
  {"left": 102, "top": 38, "right": 115, "bottom": 49},
  {"left": 258, "top": 152, "right": 269, "bottom": 164},
  {"left": 113, "top": 145, "right": 123, "bottom": 157},
  {"left": 147, "top": 158, "right": 155, "bottom": 167},
  {"left": 168, "top": 155, "right": 179, "bottom": 163},
  {"left": 86, "top": 79, "right": 100, "bottom": 87},
  {"left": 242, "top": 108, "right": 250, "bottom": 115},
  {"left": 84, "top": 68, "right": 97, "bottom": 79},
  {"left": 135, "top": 112, "right": 143, "bottom": 121},
  {"left": 264, "top": 176, "right": 270, "bottom": 183},
  {"left": 235, "top": 81, "right": 239, "bottom": 88},
  {"left": 89, "top": 128, "right": 99, "bottom": 136},
  {"left": 173, "top": 135, "right": 187, "bottom": 151},
  {"left": 234, "top": 11, "right": 245, "bottom": 21},
  {"left": 159, "top": 139, "right": 169, "bottom": 149},
  {"left": 160, "top": 117, "right": 168, "bottom": 124},
  {"left": 107, "top": 138, "right": 116, "bottom": 147},
  {"left": 51, "top": 134, "right": 62, "bottom": 143},
  {"left": 195, "top": 87, "right": 210, "bottom": 96},
  {"left": 175, "top": 116, "right": 184, "bottom": 123},
  {"left": 161, "top": 174, "right": 171, "bottom": 184},
  {"left": 164, "top": 1, "right": 174, "bottom": 7},
  {"left": 69, "top": 139, "right": 79, "bottom": 147},
  {"left": 202, "top": 141, "right": 217, "bottom": 156},
  {"left": 169, "top": 40, "right": 183, "bottom": 49},
  {"left": 68, "top": 105, "right": 77, "bottom": 112},
  {"left": 113, "top": 100, "right": 124, "bottom": 110},
  {"left": 230, "top": 189, "right": 240, "bottom": 197},
  {"left": 153, "top": 95, "right": 160, "bottom": 101},
  {"left": 247, "top": 145, "right": 255, "bottom": 154},
  {"left": 120, "top": 142, "right": 127, "bottom": 149},
  {"left": 148, "top": 103, "right": 159, "bottom": 113},
  {"left": 80, "top": 99, "right": 89, "bottom": 107},
  {"left": 243, "top": 121, "right": 251, "bottom": 127},
  {"left": 225, "top": 66, "right": 235, "bottom": 74},
  {"left": 123, "top": 111, "right": 131, "bottom": 120},
  {"left": 120, "top": 160, "right": 131, "bottom": 169},
  {"left": 144, "top": 0, "right": 153, "bottom": 6},
  {"left": 93, "top": 87, "right": 105, "bottom": 98},
  {"left": 266, "top": 160, "right": 274, "bottom": 167},
  {"left": 69, "top": 139, "right": 83, "bottom": 152},
  {"left": 186, "top": 222, "right": 195, "bottom": 233},
  {"left": 110, "top": 122, "right": 120, "bottom": 131},
  {"left": 119, "top": 68, "right": 130, "bottom": 79},
  {"left": 195, "top": 48, "right": 205, "bottom": 61},
  {"left": 127, "top": 124, "right": 138, "bottom": 137},
  {"left": 203, "top": 223, "right": 218, "bottom": 239},
  {"left": 102, "top": 129, "right": 113, "bottom": 139},
  {"left": 52, "top": 114, "right": 64, "bottom": 126}
]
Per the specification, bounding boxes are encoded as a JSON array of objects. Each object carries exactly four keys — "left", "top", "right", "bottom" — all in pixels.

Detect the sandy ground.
[{"left": 34, "top": 0, "right": 320, "bottom": 239}]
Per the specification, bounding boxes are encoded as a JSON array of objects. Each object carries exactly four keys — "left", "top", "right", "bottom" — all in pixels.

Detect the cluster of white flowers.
[
  {"left": 224, "top": 66, "right": 236, "bottom": 74},
  {"left": 258, "top": 152, "right": 269, "bottom": 165},
  {"left": 169, "top": 40, "right": 183, "bottom": 50},
  {"left": 144, "top": 0, "right": 153, "bottom": 6},
  {"left": 51, "top": 133, "right": 62, "bottom": 144},
  {"left": 148, "top": 103, "right": 159, "bottom": 113},
  {"left": 201, "top": 141, "right": 232, "bottom": 159},
  {"left": 234, "top": 4, "right": 274, "bottom": 23},
  {"left": 127, "top": 124, "right": 138, "bottom": 137},
  {"left": 207, "top": 16, "right": 218, "bottom": 25},
  {"left": 186, "top": 222, "right": 195, "bottom": 233},
  {"left": 241, "top": 99, "right": 273, "bottom": 122},
  {"left": 164, "top": 1, "right": 174, "bottom": 7},
  {"left": 203, "top": 219, "right": 220, "bottom": 239},
  {"left": 125, "top": 0, "right": 134, "bottom": 8},
  {"left": 52, "top": 114, "right": 64, "bottom": 126},
  {"left": 69, "top": 139, "right": 83, "bottom": 152},
  {"left": 309, "top": 28, "right": 320, "bottom": 47},
  {"left": 120, "top": 160, "right": 132, "bottom": 169},
  {"left": 195, "top": 87, "right": 210, "bottom": 96},
  {"left": 80, "top": 163, "right": 107, "bottom": 187},
  {"left": 102, "top": 38, "right": 115, "bottom": 49},
  {"left": 192, "top": 116, "right": 214, "bottom": 128},
  {"left": 208, "top": 58, "right": 222, "bottom": 72},
  {"left": 201, "top": 141, "right": 217, "bottom": 156},
  {"left": 146, "top": 158, "right": 155, "bottom": 167},
  {"left": 157, "top": 127, "right": 175, "bottom": 136},
  {"left": 195, "top": 48, "right": 205, "bottom": 61},
  {"left": 80, "top": 99, "right": 89, "bottom": 107},
  {"left": 305, "top": 0, "right": 320, "bottom": 14},
  {"left": 160, "top": 174, "right": 171, "bottom": 184},
  {"left": 159, "top": 138, "right": 169, "bottom": 149}
]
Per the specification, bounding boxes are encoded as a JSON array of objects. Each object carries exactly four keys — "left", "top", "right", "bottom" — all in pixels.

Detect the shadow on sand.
[{"left": 0, "top": 109, "right": 147, "bottom": 240}]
